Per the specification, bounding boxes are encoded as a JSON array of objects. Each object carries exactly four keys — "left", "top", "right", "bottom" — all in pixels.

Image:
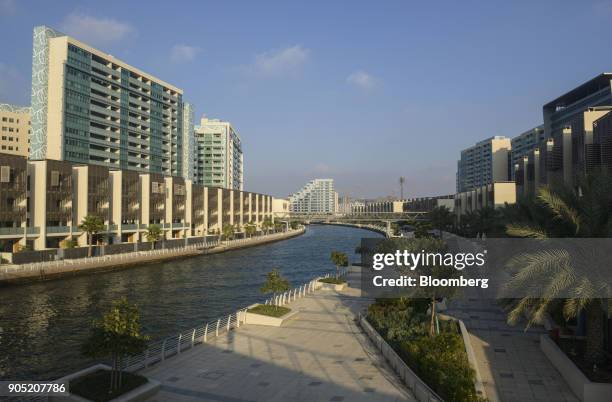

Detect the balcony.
[
  {"left": 121, "top": 223, "right": 138, "bottom": 231},
  {"left": 0, "top": 227, "right": 39, "bottom": 236},
  {"left": 46, "top": 225, "right": 71, "bottom": 234}
]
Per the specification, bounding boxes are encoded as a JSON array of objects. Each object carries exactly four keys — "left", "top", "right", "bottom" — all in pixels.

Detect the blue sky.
[{"left": 1, "top": 1, "right": 612, "bottom": 198}]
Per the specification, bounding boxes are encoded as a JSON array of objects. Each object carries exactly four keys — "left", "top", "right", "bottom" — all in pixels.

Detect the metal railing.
[
  {"left": 120, "top": 273, "right": 325, "bottom": 372},
  {"left": 222, "top": 228, "right": 302, "bottom": 246},
  {"left": 0, "top": 241, "right": 219, "bottom": 278}
]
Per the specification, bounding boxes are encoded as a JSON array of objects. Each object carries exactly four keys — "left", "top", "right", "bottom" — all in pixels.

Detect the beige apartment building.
[
  {"left": 30, "top": 25, "right": 195, "bottom": 178},
  {"left": 456, "top": 136, "right": 511, "bottom": 193},
  {"left": 0, "top": 104, "right": 30, "bottom": 157},
  {"left": 0, "top": 156, "right": 273, "bottom": 252},
  {"left": 454, "top": 182, "right": 516, "bottom": 217}
]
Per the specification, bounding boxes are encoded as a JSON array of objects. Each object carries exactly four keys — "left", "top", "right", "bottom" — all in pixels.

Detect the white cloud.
[
  {"left": 346, "top": 70, "right": 378, "bottom": 90},
  {"left": 252, "top": 45, "right": 309, "bottom": 75},
  {"left": 171, "top": 44, "right": 200, "bottom": 63},
  {"left": 60, "top": 12, "right": 134, "bottom": 47}
]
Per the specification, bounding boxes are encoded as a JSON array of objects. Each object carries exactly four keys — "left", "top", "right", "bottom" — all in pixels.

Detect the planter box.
[
  {"left": 244, "top": 304, "right": 299, "bottom": 327},
  {"left": 540, "top": 334, "right": 610, "bottom": 402},
  {"left": 52, "top": 364, "right": 160, "bottom": 402}
]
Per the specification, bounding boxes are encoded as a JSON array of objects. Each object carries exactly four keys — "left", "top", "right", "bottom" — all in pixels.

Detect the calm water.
[{"left": 0, "top": 225, "right": 380, "bottom": 380}]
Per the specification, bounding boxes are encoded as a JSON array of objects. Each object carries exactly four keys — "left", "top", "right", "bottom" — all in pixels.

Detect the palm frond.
[
  {"left": 537, "top": 187, "right": 580, "bottom": 235},
  {"left": 505, "top": 223, "right": 547, "bottom": 238}
]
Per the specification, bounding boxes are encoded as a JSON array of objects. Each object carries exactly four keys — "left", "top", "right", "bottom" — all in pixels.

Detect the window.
[
  {"left": 51, "top": 171, "right": 60, "bottom": 186},
  {"left": 0, "top": 166, "right": 10, "bottom": 183}
]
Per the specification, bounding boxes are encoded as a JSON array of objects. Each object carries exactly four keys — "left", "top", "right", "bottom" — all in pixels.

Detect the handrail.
[{"left": 120, "top": 268, "right": 329, "bottom": 372}]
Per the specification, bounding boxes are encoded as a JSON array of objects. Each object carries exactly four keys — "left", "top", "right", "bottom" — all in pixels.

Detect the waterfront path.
[
  {"left": 142, "top": 273, "right": 415, "bottom": 402},
  {"left": 445, "top": 294, "right": 579, "bottom": 402}
]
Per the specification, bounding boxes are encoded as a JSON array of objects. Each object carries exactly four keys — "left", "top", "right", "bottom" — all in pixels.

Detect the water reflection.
[{"left": 0, "top": 225, "right": 380, "bottom": 380}]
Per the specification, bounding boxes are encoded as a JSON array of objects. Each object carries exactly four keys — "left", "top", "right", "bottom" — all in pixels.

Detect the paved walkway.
[
  {"left": 143, "top": 275, "right": 415, "bottom": 402},
  {"left": 446, "top": 293, "right": 579, "bottom": 402}
]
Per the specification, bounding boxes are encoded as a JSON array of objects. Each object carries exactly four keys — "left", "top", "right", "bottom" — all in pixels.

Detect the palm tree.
[
  {"left": 244, "top": 222, "right": 256, "bottom": 238},
  {"left": 79, "top": 215, "right": 105, "bottom": 257},
  {"left": 330, "top": 251, "right": 348, "bottom": 280},
  {"left": 505, "top": 174, "right": 612, "bottom": 365},
  {"left": 222, "top": 223, "right": 235, "bottom": 240},
  {"left": 146, "top": 224, "right": 162, "bottom": 248},
  {"left": 262, "top": 217, "right": 273, "bottom": 234},
  {"left": 428, "top": 206, "right": 454, "bottom": 239}
]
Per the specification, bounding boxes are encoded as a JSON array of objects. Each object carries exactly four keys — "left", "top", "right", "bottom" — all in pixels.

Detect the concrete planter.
[
  {"left": 317, "top": 280, "right": 347, "bottom": 291},
  {"left": 540, "top": 334, "right": 610, "bottom": 402},
  {"left": 244, "top": 304, "right": 299, "bottom": 327},
  {"left": 53, "top": 363, "right": 160, "bottom": 402}
]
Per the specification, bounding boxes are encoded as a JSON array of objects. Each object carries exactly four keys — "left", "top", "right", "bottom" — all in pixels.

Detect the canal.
[{"left": 0, "top": 225, "right": 381, "bottom": 380}]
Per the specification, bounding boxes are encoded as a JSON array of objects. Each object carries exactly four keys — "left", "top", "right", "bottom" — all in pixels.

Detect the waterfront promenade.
[
  {"left": 141, "top": 273, "right": 415, "bottom": 402},
  {"left": 0, "top": 228, "right": 305, "bottom": 285}
]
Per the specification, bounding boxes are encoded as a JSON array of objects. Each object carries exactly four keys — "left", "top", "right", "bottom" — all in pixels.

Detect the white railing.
[
  {"left": 0, "top": 240, "right": 219, "bottom": 278},
  {"left": 221, "top": 228, "right": 303, "bottom": 247},
  {"left": 120, "top": 272, "right": 329, "bottom": 372}
]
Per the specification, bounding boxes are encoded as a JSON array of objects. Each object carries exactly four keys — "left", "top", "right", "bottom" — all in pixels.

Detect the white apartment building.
[
  {"left": 194, "top": 118, "right": 243, "bottom": 190},
  {"left": 289, "top": 179, "right": 336, "bottom": 214},
  {"left": 0, "top": 104, "right": 30, "bottom": 156}
]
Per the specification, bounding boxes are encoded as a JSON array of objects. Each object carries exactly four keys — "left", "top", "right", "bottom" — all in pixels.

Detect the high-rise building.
[
  {"left": 289, "top": 179, "right": 336, "bottom": 214},
  {"left": 0, "top": 104, "right": 30, "bottom": 157},
  {"left": 456, "top": 136, "right": 511, "bottom": 193},
  {"left": 30, "top": 25, "right": 189, "bottom": 177},
  {"left": 194, "top": 118, "right": 243, "bottom": 190},
  {"left": 510, "top": 125, "right": 544, "bottom": 179}
]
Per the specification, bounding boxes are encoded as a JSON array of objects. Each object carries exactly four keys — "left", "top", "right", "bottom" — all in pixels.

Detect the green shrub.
[
  {"left": 248, "top": 304, "right": 291, "bottom": 317},
  {"left": 366, "top": 298, "right": 480, "bottom": 402},
  {"left": 400, "top": 333, "right": 479, "bottom": 402}
]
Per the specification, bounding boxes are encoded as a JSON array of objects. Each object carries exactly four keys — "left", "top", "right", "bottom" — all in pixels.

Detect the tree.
[
  {"left": 330, "top": 251, "right": 349, "bottom": 279},
  {"left": 428, "top": 206, "right": 454, "bottom": 239},
  {"left": 146, "top": 224, "right": 162, "bottom": 249},
  {"left": 414, "top": 221, "right": 433, "bottom": 238},
  {"left": 81, "top": 298, "right": 149, "bottom": 391},
  {"left": 79, "top": 215, "right": 105, "bottom": 257},
  {"left": 504, "top": 175, "right": 612, "bottom": 365},
  {"left": 244, "top": 222, "right": 256, "bottom": 238},
  {"left": 376, "top": 237, "right": 458, "bottom": 336},
  {"left": 222, "top": 223, "right": 235, "bottom": 240},
  {"left": 262, "top": 217, "right": 273, "bottom": 234},
  {"left": 290, "top": 221, "right": 299, "bottom": 230},
  {"left": 260, "top": 269, "right": 290, "bottom": 310}
]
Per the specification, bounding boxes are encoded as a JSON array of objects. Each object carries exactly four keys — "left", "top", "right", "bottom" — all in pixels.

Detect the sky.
[{"left": 1, "top": 1, "right": 612, "bottom": 199}]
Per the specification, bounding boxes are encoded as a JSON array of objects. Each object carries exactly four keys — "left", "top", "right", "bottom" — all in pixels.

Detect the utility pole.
[{"left": 399, "top": 177, "right": 405, "bottom": 200}]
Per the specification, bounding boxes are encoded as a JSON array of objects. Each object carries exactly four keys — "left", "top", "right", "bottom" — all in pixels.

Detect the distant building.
[
  {"left": 272, "top": 198, "right": 290, "bottom": 219},
  {"left": 510, "top": 125, "right": 544, "bottom": 180},
  {"left": 456, "top": 136, "right": 511, "bottom": 192},
  {"left": 289, "top": 179, "right": 336, "bottom": 214},
  {"left": 336, "top": 196, "right": 352, "bottom": 215},
  {"left": 454, "top": 182, "right": 516, "bottom": 218},
  {"left": 405, "top": 195, "right": 454, "bottom": 212},
  {"left": 0, "top": 104, "right": 30, "bottom": 157},
  {"left": 194, "top": 117, "right": 243, "bottom": 190},
  {"left": 350, "top": 200, "right": 405, "bottom": 214}
]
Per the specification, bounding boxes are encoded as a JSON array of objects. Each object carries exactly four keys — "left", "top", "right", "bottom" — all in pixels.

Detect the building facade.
[
  {"left": 456, "top": 136, "right": 511, "bottom": 193},
  {"left": 510, "top": 125, "right": 544, "bottom": 180},
  {"left": 0, "top": 104, "right": 30, "bottom": 157},
  {"left": 0, "top": 155, "right": 273, "bottom": 252},
  {"left": 454, "top": 182, "right": 516, "bottom": 218},
  {"left": 194, "top": 118, "right": 243, "bottom": 190},
  {"left": 30, "top": 25, "right": 188, "bottom": 178},
  {"left": 289, "top": 179, "right": 336, "bottom": 214},
  {"left": 349, "top": 200, "right": 405, "bottom": 215},
  {"left": 404, "top": 195, "right": 454, "bottom": 212}
]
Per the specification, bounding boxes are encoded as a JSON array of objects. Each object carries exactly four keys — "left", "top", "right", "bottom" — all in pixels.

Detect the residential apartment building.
[
  {"left": 0, "top": 104, "right": 30, "bottom": 156},
  {"left": 289, "top": 179, "right": 336, "bottom": 214},
  {"left": 194, "top": 117, "right": 243, "bottom": 190},
  {"left": 30, "top": 25, "right": 191, "bottom": 178},
  {"left": 456, "top": 136, "right": 511, "bottom": 193},
  {"left": 541, "top": 73, "right": 612, "bottom": 188},
  {"left": 0, "top": 155, "right": 273, "bottom": 252},
  {"left": 510, "top": 125, "right": 544, "bottom": 180},
  {"left": 272, "top": 198, "right": 290, "bottom": 219}
]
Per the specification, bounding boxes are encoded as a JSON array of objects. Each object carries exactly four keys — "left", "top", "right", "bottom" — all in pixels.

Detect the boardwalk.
[{"left": 142, "top": 277, "right": 414, "bottom": 402}]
